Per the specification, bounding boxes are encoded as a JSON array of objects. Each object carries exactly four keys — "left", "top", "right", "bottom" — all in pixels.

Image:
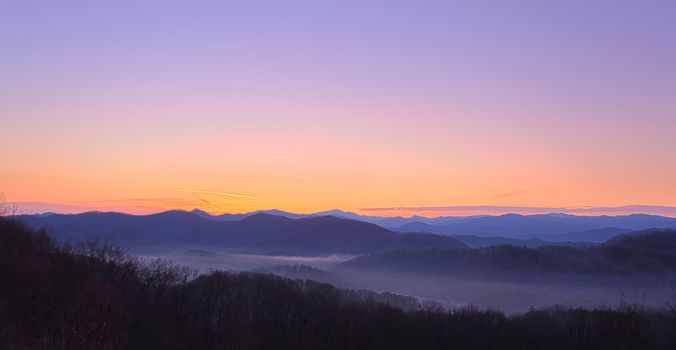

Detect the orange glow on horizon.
[{"left": 2, "top": 2, "right": 675, "bottom": 217}]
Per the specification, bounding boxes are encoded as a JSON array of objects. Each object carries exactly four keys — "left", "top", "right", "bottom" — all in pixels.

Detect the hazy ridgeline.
[{"left": 2, "top": 216, "right": 676, "bottom": 350}]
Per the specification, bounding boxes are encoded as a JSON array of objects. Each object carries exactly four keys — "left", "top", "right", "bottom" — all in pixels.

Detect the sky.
[{"left": 1, "top": 0, "right": 675, "bottom": 216}]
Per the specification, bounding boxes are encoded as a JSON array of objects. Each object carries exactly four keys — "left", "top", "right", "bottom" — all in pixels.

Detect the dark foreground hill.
[
  {"left": 340, "top": 229, "right": 676, "bottom": 285},
  {"left": 18, "top": 211, "right": 467, "bottom": 255},
  {"left": 2, "top": 217, "right": 675, "bottom": 350}
]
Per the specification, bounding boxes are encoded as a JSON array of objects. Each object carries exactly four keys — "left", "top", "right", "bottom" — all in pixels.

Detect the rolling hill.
[{"left": 339, "top": 229, "right": 676, "bottom": 284}]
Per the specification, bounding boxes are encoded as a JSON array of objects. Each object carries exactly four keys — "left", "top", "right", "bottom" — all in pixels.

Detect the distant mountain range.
[
  {"left": 193, "top": 209, "right": 676, "bottom": 241},
  {"left": 389, "top": 213, "right": 676, "bottom": 240},
  {"left": 189, "top": 209, "right": 676, "bottom": 238},
  {"left": 187, "top": 208, "right": 482, "bottom": 228},
  {"left": 16, "top": 209, "right": 676, "bottom": 255},
  {"left": 17, "top": 211, "right": 467, "bottom": 255}
]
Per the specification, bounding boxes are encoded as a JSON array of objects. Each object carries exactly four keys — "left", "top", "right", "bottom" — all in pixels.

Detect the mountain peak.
[
  {"left": 319, "top": 209, "right": 351, "bottom": 215},
  {"left": 240, "top": 212, "right": 294, "bottom": 224},
  {"left": 190, "top": 208, "right": 214, "bottom": 218}
]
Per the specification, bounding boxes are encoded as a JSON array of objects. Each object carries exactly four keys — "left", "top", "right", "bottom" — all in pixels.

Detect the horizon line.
[{"left": 8, "top": 202, "right": 676, "bottom": 219}]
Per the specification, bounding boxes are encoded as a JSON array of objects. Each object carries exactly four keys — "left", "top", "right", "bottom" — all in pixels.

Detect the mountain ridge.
[{"left": 16, "top": 211, "right": 467, "bottom": 255}]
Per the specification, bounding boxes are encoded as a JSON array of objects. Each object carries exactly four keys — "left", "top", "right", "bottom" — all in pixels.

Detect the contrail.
[{"left": 176, "top": 189, "right": 256, "bottom": 199}]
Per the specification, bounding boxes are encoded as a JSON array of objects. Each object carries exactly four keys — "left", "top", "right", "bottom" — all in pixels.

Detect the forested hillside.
[{"left": 341, "top": 229, "right": 676, "bottom": 284}]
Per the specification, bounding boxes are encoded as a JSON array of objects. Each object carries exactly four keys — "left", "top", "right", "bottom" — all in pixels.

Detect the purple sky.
[{"left": 1, "top": 1, "right": 675, "bottom": 215}]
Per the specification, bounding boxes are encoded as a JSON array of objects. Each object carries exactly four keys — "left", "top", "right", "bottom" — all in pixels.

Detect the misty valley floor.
[{"left": 141, "top": 249, "right": 676, "bottom": 314}]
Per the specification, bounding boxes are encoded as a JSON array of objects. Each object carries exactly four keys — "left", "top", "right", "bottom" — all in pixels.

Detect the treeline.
[
  {"left": 2, "top": 217, "right": 676, "bottom": 349},
  {"left": 341, "top": 229, "right": 676, "bottom": 285}
]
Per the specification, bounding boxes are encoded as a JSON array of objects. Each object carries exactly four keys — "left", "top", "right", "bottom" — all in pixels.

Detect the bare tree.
[
  {"left": 0, "top": 192, "right": 18, "bottom": 217},
  {"left": 74, "top": 235, "right": 127, "bottom": 264}
]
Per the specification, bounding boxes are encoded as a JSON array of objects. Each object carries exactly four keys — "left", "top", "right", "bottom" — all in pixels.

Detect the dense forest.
[{"left": 2, "top": 216, "right": 676, "bottom": 349}]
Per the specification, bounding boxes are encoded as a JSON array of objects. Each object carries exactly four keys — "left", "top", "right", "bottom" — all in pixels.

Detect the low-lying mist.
[
  {"left": 137, "top": 249, "right": 676, "bottom": 314},
  {"left": 139, "top": 249, "right": 354, "bottom": 271},
  {"left": 333, "top": 270, "right": 675, "bottom": 314}
]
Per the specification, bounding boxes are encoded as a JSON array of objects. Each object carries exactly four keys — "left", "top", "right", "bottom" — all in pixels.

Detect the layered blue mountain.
[
  {"left": 188, "top": 209, "right": 676, "bottom": 242},
  {"left": 391, "top": 213, "right": 676, "bottom": 240},
  {"left": 18, "top": 211, "right": 467, "bottom": 255}
]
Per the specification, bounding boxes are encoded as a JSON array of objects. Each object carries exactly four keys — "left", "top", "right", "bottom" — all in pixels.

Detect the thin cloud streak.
[
  {"left": 176, "top": 189, "right": 256, "bottom": 199},
  {"left": 91, "top": 198, "right": 185, "bottom": 203}
]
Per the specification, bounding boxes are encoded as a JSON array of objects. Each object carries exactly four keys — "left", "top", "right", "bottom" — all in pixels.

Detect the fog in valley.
[
  {"left": 139, "top": 248, "right": 676, "bottom": 314},
  {"left": 140, "top": 248, "right": 354, "bottom": 271}
]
